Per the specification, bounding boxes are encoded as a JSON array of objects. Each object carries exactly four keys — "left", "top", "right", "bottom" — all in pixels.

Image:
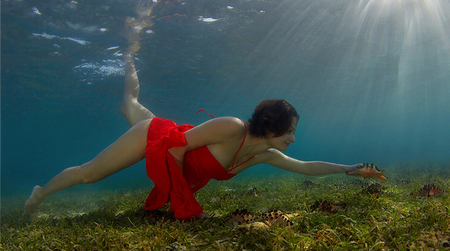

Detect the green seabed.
[{"left": 1, "top": 165, "right": 449, "bottom": 250}]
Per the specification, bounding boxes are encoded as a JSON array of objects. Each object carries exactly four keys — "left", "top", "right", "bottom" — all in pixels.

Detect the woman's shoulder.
[
  {"left": 202, "top": 116, "right": 244, "bottom": 129},
  {"left": 187, "top": 116, "right": 245, "bottom": 141},
  {"left": 212, "top": 116, "right": 243, "bottom": 124},
  {"left": 184, "top": 117, "right": 245, "bottom": 151},
  {"left": 211, "top": 116, "right": 246, "bottom": 135},
  {"left": 255, "top": 148, "right": 286, "bottom": 163}
]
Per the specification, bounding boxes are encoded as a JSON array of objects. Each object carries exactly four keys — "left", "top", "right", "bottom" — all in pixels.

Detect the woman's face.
[{"left": 269, "top": 118, "right": 297, "bottom": 151}]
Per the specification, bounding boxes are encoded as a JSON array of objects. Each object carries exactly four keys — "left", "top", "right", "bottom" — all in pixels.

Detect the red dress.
[{"left": 144, "top": 117, "right": 239, "bottom": 220}]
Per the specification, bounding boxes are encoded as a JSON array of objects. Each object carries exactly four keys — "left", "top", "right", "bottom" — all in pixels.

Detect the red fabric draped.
[
  {"left": 144, "top": 117, "right": 200, "bottom": 220},
  {"left": 183, "top": 146, "right": 236, "bottom": 193},
  {"left": 144, "top": 117, "right": 236, "bottom": 220}
]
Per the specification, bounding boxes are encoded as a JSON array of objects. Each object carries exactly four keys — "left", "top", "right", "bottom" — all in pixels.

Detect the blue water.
[{"left": 2, "top": 0, "right": 450, "bottom": 200}]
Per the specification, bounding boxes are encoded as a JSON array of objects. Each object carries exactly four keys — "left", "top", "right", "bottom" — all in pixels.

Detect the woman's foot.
[{"left": 23, "top": 185, "right": 45, "bottom": 216}]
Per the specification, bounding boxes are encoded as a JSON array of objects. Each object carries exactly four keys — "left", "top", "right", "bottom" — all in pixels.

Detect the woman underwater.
[{"left": 24, "top": 55, "right": 364, "bottom": 220}]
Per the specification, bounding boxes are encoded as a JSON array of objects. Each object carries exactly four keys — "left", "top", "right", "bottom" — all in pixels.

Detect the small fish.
[
  {"left": 311, "top": 199, "right": 345, "bottom": 214},
  {"left": 31, "top": 7, "right": 41, "bottom": 15},
  {"left": 113, "top": 50, "right": 122, "bottom": 57},
  {"left": 105, "top": 46, "right": 120, "bottom": 51},
  {"left": 32, "top": 33, "right": 57, "bottom": 39},
  {"left": 198, "top": 16, "right": 220, "bottom": 22},
  {"left": 62, "top": 37, "right": 90, "bottom": 45}
]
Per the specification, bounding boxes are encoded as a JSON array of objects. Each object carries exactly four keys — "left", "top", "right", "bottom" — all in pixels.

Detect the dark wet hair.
[{"left": 247, "top": 99, "right": 300, "bottom": 138}]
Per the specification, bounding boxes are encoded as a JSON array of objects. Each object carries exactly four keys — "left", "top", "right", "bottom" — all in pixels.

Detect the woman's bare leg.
[
  {"left": 24, "top": 119, "right": 152, "bottom": 215},
  {"left": 121, "top": 0, "right": 160, "bottom": 127},
  {"left": 121, "top": 55, "right": 155, "bottom": 127}
]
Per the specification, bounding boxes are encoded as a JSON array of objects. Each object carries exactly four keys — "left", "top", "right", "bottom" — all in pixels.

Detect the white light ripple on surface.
[{"left": 73, "top": 59, "right": 125, "bottom": 82}]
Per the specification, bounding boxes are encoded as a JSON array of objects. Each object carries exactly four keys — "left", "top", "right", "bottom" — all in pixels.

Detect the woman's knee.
[
  {"left": 120, "top": 101, "right": 132, "bottom": 117},
  {"left": 121, "top": 102, "right": 154, "bottom": 127},
  {"left": 78, "top": 164, "right": 101, "bottom": 184}
]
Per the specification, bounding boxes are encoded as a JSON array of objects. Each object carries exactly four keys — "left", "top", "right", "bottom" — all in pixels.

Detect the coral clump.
[
  {"left": 224, "top": 209, "right": 254, "bottom": 225},
  {"left": 362, "top": 183, "right": 384, "bottom": 197},
  {"left": 224, "top": 209, "right": 293, "bottom": 227},
  {"left": 303, "top": 180, "right": 316, "bottom": 188},
  {"left": 234, "top": 221, "right": 269, "bottom": 231},
  {"left": 257, "top": 210, "right": 291, "bottom": 226},
  {"left": 412, "top": 184, "right": 445, "bottom": 197},
  {"left": 310, "top": 199, "right": 346, "bottom": 214}
]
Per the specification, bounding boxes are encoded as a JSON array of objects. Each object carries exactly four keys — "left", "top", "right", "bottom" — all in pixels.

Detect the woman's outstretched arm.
[
  {"left": 24, "top": 119, "right": 152, "bottom": 215},
  {"left": 262, "top": 149, "right": 360, "bottom": 176}
]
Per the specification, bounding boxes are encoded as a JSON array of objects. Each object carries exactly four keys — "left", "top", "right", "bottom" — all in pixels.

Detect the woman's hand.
[{"left": 345, "top": 163, "right": 363, "bottom": 173}]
